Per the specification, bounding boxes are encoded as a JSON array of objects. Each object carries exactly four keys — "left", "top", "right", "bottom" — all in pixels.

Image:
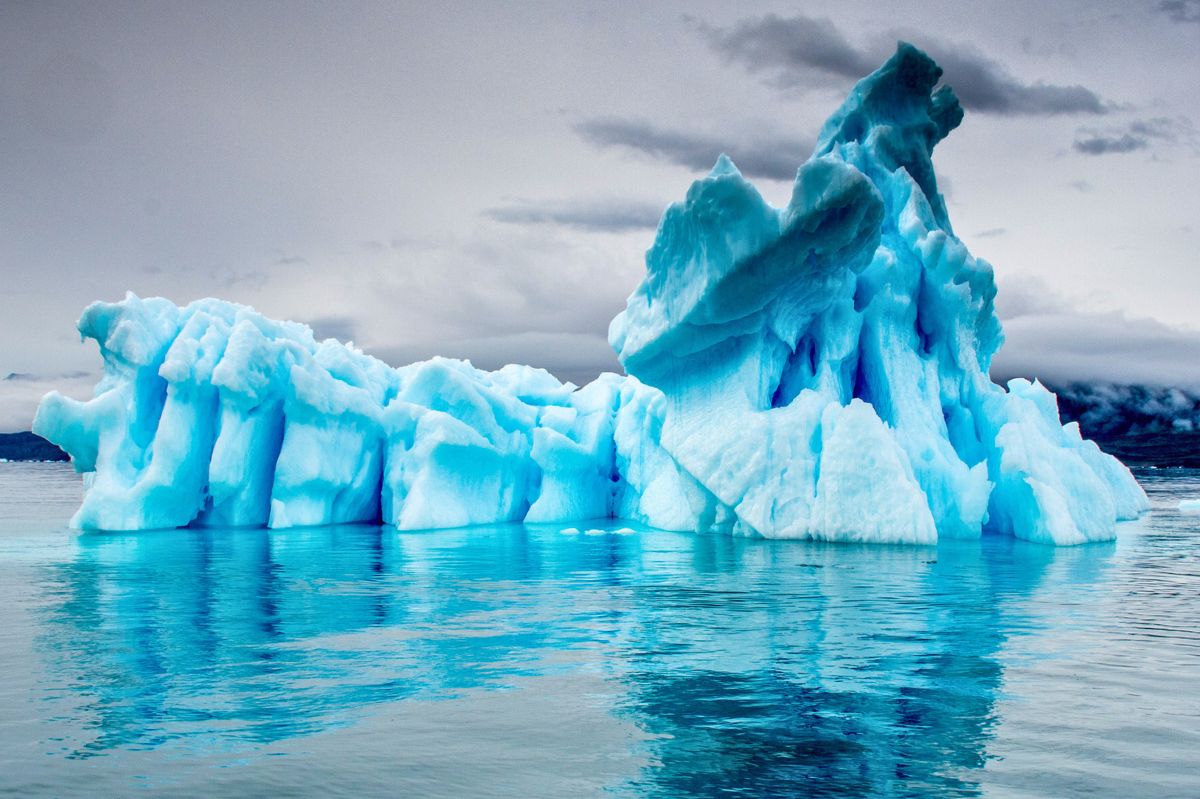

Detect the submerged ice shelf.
[{"left": 35, "top": 44, "right": 1148, "bottom": 545}]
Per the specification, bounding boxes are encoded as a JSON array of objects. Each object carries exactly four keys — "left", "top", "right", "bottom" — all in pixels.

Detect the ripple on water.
[{"left": 0, "top": 462, "right": 1197, "bottom": 798}]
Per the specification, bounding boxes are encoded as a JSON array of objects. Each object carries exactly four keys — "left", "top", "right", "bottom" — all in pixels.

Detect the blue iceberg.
[{"left": 35, "top": 44, "right": 1148, "bottom": 544}]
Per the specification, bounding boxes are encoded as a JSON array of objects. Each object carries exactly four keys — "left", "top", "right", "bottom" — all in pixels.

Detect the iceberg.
[{"left": 34, "top": 44, "right": 1148, "bottom": 544}]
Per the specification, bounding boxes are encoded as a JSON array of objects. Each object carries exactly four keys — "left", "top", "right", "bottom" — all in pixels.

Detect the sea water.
[{"left": 0, "top": 462, "right": 1197, "bottom": 798}]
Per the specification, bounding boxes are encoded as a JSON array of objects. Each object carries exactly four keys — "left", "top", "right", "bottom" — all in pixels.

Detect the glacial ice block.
[{"left": 35, "top": 43, "right": 1148, "bottom": 544}]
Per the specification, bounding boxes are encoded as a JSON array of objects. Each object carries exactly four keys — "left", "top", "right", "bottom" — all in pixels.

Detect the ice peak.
[
  {"left": 813, "top": 43, "right": 962, "bottom": 226},
  {"left": 708, "top": 153, "right": 742, "bottom": 178},
  {"left": 816, "top": 42, "right": 962, "bottom": 150}
]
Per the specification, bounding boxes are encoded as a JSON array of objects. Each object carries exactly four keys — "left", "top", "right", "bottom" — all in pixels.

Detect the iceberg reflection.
[{"left": 35, "top": 523, "right": 1114, "bottom": 794}]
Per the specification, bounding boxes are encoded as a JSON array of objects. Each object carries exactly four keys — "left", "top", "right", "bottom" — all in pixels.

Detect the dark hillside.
[{"left": 0, "top": 432, "right": 68, "bottom": 462}]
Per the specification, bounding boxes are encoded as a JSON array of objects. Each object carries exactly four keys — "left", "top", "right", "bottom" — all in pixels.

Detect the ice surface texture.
[{"left": 35, "top": 44, "right": 1147, "bottom": 544}]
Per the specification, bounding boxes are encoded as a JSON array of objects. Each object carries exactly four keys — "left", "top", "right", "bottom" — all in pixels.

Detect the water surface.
[{"left": 1, "top": 463, "right": 1197, "bottom": 797}]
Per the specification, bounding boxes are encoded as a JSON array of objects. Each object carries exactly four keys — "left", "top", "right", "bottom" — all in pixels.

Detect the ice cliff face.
[{"left": 35, "top": 44, "right": 1149, "bottom": 544}]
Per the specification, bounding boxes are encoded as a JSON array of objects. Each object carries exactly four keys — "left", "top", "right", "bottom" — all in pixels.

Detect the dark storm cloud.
[
  {"left": 483, "top": 199, "right": 665, "bottom": 233},
  {"left": 1157, "top": 0, "right": 1200, "bottom": 23},
  {"left": 574, "top": 117, "right": 812, "bottom": 181},
  {"left": 701, "top": 14, "right": 1110, "bottom": 116}
]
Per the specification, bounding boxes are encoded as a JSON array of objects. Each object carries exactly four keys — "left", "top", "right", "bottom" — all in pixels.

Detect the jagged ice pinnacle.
[{"left": 34, "top": 44, "right": 1149, "bottom": 544}]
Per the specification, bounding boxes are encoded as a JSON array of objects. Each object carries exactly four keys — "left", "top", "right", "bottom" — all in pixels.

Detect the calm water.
[{"left": 0, "top": 463, "right": 1197, "bottom": 798}]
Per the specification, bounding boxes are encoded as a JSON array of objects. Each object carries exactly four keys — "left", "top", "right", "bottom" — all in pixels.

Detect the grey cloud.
[
  {"left": 441, "top": 229, "right": 632, "bottom": 339},
  {"left": 0, "top": 372, "right": 95, "bottom": 433},
  {"left": 332, "top": 223, "right": 638, "bottom": 374},
  {"left": 1157, "top": 0, "right": 1200, "bottom": 23},
  {"left": 1073, "top": 116, "right": 1193, "bottom": 155},
  {"left": 701, "top": 14, "right": 874, "bottom": 85},
  {"left": 702, "top": 14, "right": 1109, "bottom": 116},
  {"left": 306, "top": 316, "right": 359, "bottom": 343},
  {"left": 484, "top": 199, "right": 665, "bottom": 233},
  {"left": 574, "top": 117, "right": 812, "bottom": 181},
  {"left": 1073, "top": 133, "right": 1149, "bottom": 155},
  {"left": 994, "top": 311, "right": 1200, "bottom": 389},
  {"left": 973, "top": 227, "right": 1007, "bottom": 238},
  {"left": 1129, "top": 117, "right": 1184, "bottom": 138},
  {"left": 213, "top": 266, "right": 268, "bottom": 291},
  {"left": 373, "top": 331, "right": 620, "bottom": 387},
  {"left": 992, "top": 276, "right": 1200, "bottom": 390},
  {"left": 993, "top": 275, "right": 1064, "bottom": 320},
  {"left": 919, "top": 43, "right": 1107, "bottom": 115}
]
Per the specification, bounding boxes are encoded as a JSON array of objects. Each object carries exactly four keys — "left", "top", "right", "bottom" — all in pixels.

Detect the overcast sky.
[{"left": 2, "top": 0, "right": 1198, "bottom": 430}]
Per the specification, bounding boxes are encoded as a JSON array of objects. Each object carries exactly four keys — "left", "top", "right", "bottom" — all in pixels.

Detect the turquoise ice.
[{"left": 34, "top": 44, "right": 1148, "bottom": 544}]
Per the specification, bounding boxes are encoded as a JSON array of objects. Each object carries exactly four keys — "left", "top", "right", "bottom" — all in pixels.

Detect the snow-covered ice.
[{"left": 34, "top": 44, "right": 1148, "bottom": 544}]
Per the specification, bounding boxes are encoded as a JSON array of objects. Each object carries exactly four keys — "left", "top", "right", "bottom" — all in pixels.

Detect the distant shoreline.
[{"left": 0, "top": 432, "right": 68, "bottom": 463}]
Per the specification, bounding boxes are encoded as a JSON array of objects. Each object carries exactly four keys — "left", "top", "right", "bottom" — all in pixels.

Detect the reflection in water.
[
  {"left": 615, "top": 536, "right": 1104, "bottom": 798},
  {"left": 32, "top": 519, "right": 1119, "bottom": 795}
]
